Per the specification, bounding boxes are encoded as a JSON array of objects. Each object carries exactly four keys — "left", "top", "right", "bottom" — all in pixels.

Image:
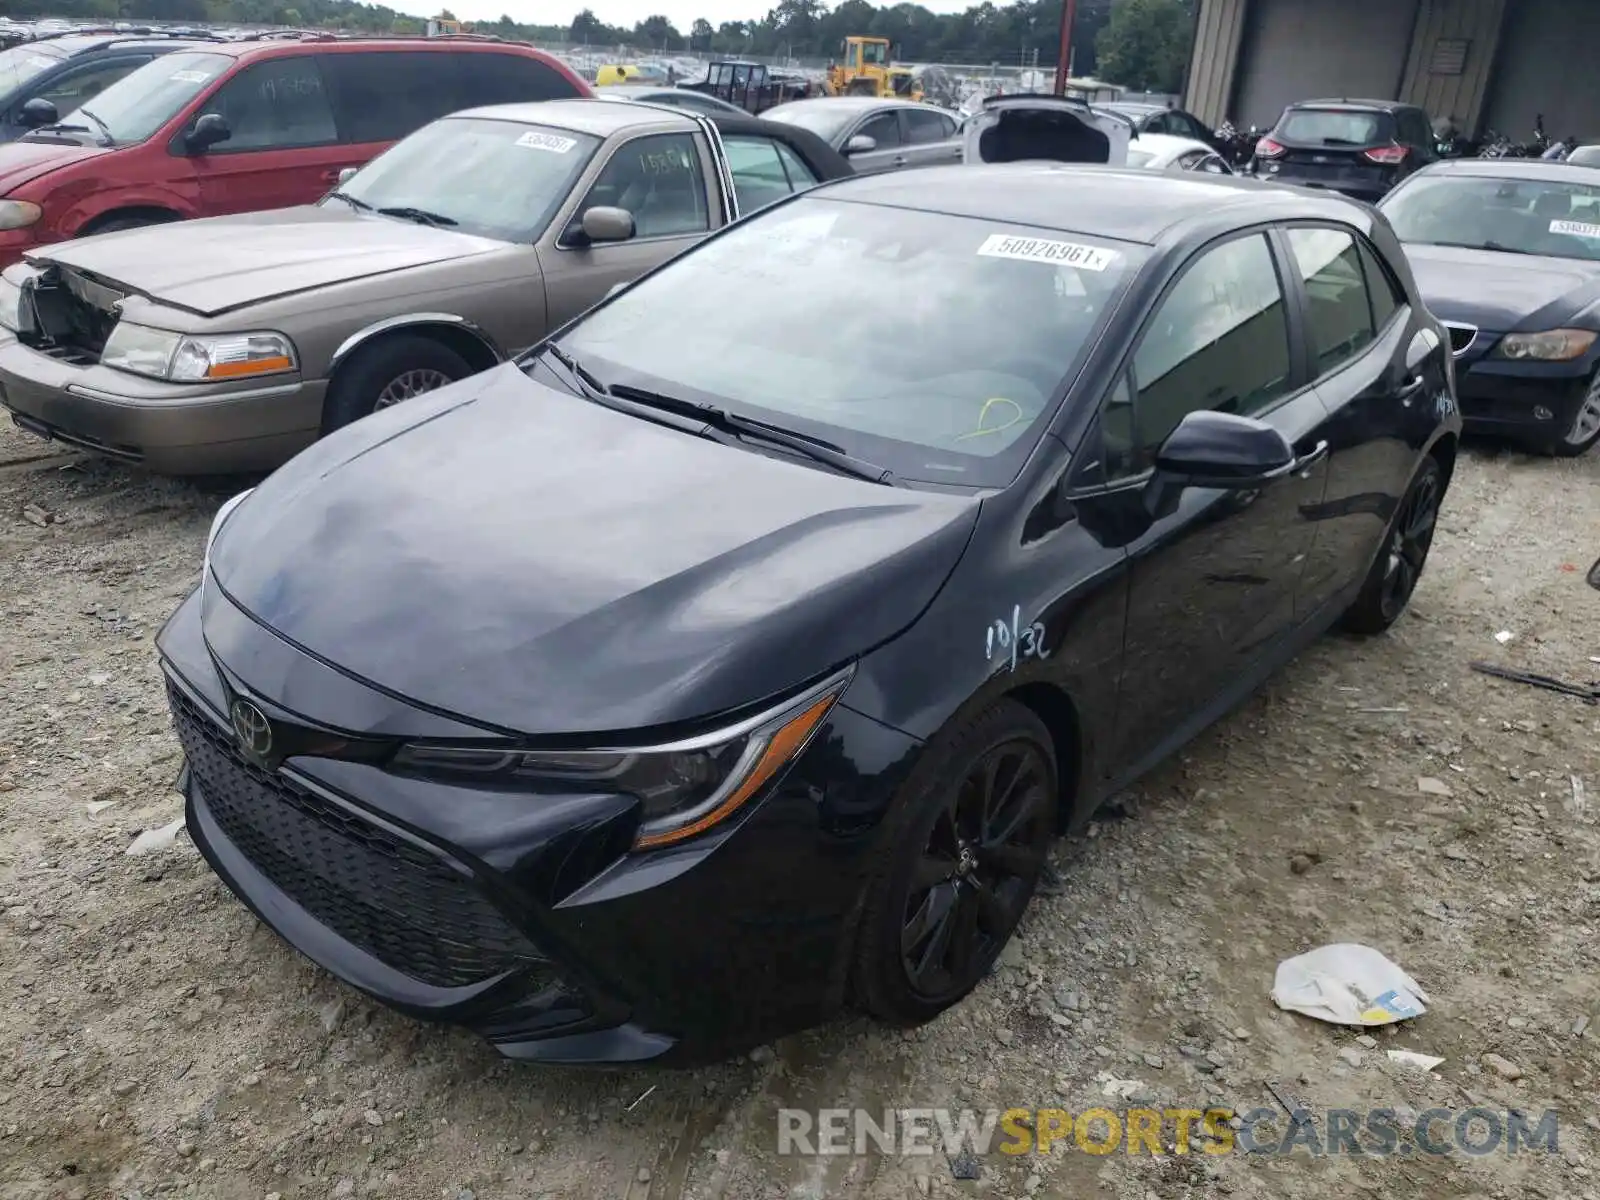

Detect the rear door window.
[
  {"left": 1280, "top": 108, "right": 1385, "bottom": 145},
  {"left": 321, "top": 51, "right": 460, "bottom": 144},
  {"left": 904, "top": 107, "right": 954, "bottom": 144},
  {"left": 1286, "top": 227, "right": 1375, "bottom": 376},
  {"left": 459, "top": 51, "right": 583, "bottom": 106},
  {"left": 204, "top": 55, "right": 337, "bottom": 151}
]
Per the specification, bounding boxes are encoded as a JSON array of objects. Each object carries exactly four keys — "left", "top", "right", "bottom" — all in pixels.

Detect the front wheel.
[
  {"left": 1340, "top": 455, "right": 1445, "bottom": 635},
  {"left": 1547, "top": 371, "right": 1600, "bottom": 457},
  {"left": 852, "top": 700, "right": 1057, "bottom": 1026},
  {"left": 322, "top": 335, "right": 471, "bottom": 434}
]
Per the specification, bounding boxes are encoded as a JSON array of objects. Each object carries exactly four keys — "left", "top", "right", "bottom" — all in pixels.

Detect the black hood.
[
  {"left": 208, "top": 364, "right": 979, "bottom": 737},
  {"left": 1404, "top": 242, "right": 1600, "bottom": 331}
]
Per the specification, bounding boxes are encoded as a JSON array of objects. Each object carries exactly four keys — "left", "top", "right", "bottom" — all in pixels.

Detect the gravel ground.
[{"left": 1, "top": 422, "right": 1597, "bottom": 1200}]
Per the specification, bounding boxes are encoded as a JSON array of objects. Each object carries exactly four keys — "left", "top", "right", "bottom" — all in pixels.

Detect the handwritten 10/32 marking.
[{"left": 986, "top": 604, "right": 1050, "bottom": 671}]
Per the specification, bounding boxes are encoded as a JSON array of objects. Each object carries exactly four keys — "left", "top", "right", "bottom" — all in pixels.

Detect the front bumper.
[
  {"left": 1451, "top": 339, "right": 1593, "bottom": 439},
  {"left": 157, "top": 587, "right": 921, "bottom": 1064},
  {"left": 0, "top": 336, "right": 323, "bottom": 474}
]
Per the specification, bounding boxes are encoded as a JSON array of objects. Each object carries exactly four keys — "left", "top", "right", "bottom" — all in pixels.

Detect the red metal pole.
[{"left": 1052, "top": 0, "right": 1078, "bottom": 95}]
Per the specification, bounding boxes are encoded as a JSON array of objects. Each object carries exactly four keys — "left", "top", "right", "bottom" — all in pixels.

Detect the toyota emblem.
[{"left": 230, "top": 698, "right": 273, "bottom": 762}]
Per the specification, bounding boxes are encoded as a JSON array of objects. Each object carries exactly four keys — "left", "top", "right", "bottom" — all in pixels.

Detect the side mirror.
[
  {"left": 1405, "top": 326, "right": 1440, "bottom": 370},
  {"left": 844, "top": 134, "right": 876, "bottom": 155},
  {"left": 19, "top": 97, "right": 57, "bottom": 128},
  {"left": 184, "top": 111, "right": 230, "bottom": 154},
  {"left": 579, "top": 205, "right": 635, "bottom": 244},
  {"left": 1153, "top": 409, "right": 1296, "bottom": 489},
  {"left": 337, "top": 166, "right": 358, "bottom": 186}
]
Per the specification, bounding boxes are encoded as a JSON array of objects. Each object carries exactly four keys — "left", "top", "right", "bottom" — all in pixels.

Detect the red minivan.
[{"left": 0, "top": 35, "right": 590, "bottom": 266}]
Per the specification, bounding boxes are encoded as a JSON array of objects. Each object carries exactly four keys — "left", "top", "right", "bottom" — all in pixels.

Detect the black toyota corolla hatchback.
[{"left": 160, "top": 165, "right": 1461, "bottom": 1065}]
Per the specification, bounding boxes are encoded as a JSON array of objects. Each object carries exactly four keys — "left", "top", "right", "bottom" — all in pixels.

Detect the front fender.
[{"left": 327, "top": 313, "right": 506, "bottom": 376}]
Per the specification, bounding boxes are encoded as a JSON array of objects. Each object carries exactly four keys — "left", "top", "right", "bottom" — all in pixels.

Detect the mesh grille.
[{"left": 168, "top": 683, "right": 543, "bottom": 989}]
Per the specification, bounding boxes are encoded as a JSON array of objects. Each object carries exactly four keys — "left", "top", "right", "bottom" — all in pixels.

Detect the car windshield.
[
  {"left": 326, "top": 116, "right": 602, "bottom": 242},
  {"left": 1381, "top": 174, "right": 1600, "bottom": 262},
  {"left": 0, "top": 43, "right": 63, "bottom": 96},
  {"left": 1280, "top": 108, "right": 1384, "bottom": 145},
  {"left": 55, "top": 51, "right": 231, "bottom": 144},
  {"left": 555, "top": 197, "right": 1144, "bottom": 488},
  {"left": 763, "top": 102, "right": 857, "bottom": 143}
]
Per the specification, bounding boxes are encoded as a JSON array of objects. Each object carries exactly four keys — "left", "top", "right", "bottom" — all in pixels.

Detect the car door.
[
  {"left": 843, "top": 109, "right": 906, "bottom": 174},
  {"left": 901, "top": 105, "right": 962, "bottom": 168},
  {"left": 1284, "top": 223, "right": 1448, "bottom": 616},
  {"left": 191, "top": 55, "right": 349, "bottom": 215},
  {"left": 537, "top": 129, "right": 718, "bottom": 331},
  {"left": 1087, "top": 230, "right": 1332, "bottom": 771}
]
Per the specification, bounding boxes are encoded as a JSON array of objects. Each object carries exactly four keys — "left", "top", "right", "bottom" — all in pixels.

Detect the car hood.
[
  {"left": 29, "top": 206, "right": 506, "bottom": 317},
  {"left": 208, "top": 364, "right": 981, "bottom": 736},
  {"left": 1403, "top": 242, "right": 1600, "bottom": 331},
  {"left": 0, "top": 137, "right": 104, "bottom": 193},
  {"left": 963, "top": 97, "right": 1130, "bottom": 166}
]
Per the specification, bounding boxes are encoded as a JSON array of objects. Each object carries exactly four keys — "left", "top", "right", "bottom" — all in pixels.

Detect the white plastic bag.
[{"left": 1272, "top": 943, "right": 1427, "bottom": 1026}]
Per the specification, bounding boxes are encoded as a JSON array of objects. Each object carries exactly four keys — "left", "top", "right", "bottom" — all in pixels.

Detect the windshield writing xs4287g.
[{"left": 556, "top": 197, "right": 1145, "bottom": 488}]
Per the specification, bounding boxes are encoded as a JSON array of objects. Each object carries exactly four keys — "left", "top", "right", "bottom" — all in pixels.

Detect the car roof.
[
  {"left": 44, "top": 33, "right": 216, "bottom": 55},
  {"left": 768, "top": 96, "right": 914, "bottom": 115},
  {"left": 193, "top": 36, "right": 568, "bottom": 61},
  {"left": 1291, "top": 98, "right": 1406, "bottom": 112},
  {"left": 817, "top": 163, "right": 1360, "bottom": 244},
  {"left": 1417, "top": 157, "right": 1600, "bottom": 184},
  {"left": 451, "top": 96, "right": 694, "bottom": 136}
]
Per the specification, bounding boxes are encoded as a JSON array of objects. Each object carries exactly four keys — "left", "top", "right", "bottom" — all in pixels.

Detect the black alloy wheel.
[
  {"left": 854, "top": 700, "right": 1057, "bottom": 1024},
  {"left": 1342, "top": 455, "right": 1444, "bottom": 635}
]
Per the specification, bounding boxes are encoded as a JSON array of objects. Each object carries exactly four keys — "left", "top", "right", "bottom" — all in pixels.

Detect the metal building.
[{"left": 1183, "top": 0, "right": 1596, "bottom": 143}]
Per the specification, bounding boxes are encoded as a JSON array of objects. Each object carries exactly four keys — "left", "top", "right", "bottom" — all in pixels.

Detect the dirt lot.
[{"left": 1, "top": 422, "right": 1597, "bottom": 1200}]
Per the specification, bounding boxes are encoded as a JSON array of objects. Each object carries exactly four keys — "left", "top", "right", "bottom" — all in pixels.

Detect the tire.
[
  {"left": 1545, "top": 371, "right": 1600, "bottom": 457},
  {"left": 322, "top": 335, "right": 472, "bottom": 434},
  {"left": 852, "top": 699, "right": 1057, "bottom": 1026},
  {"left": 1340, "top": 455, "right": 1445, "bottom": 636}
]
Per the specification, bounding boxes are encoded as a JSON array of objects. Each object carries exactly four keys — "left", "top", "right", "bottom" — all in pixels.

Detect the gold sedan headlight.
[{"left": 101, "top": 323, "right": 298, "bottom": 382}]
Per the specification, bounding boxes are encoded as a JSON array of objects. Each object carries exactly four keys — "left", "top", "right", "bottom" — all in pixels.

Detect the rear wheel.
[
  {"left": 852, "top": 700, "right": 1056, "bottom": 1026},
  {"left": 1548, "top": 371, "right": 1600, "bottom": 457},
  {"left": 322, "top": 335, "right": 472, "bottom": 434},
  {"left": 1340, "top": 455, "right": 1444, "bottom": 635}
]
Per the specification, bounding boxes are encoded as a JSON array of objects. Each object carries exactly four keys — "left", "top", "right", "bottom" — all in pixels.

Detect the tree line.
[{"left": 0, "top": 0, "right": 1196, "bottom": 90}]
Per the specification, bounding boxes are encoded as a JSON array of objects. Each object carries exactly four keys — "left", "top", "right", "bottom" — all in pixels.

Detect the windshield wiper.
[
  {"left": 608, "top": 382, "right": 895, "bottom": 485},
  {"left": 76, "top": 107, "right": 113, "bottom": 146},
  {"left": 1418, "top": 239, "right": 1535, "bottom": 256},
  {"left": 538, "top": 345, "right": 717, "bottom": 437},
  {"left": 326, "top": 189, "right": 372, "bottom": 212},
  {"left": 377, "top": 206, "right": 457, "bottom": 227}
]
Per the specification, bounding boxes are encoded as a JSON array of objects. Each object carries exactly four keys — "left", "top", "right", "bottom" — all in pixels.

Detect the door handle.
[
  {"left": 320, "top": 167, "right": 357, "bottom": 182},
  {"left": 1396, "top": 374, "right": 1426, "bottom": 405},
  {"left": 891, "top": 155, "right": 908, "bottom": 167}
]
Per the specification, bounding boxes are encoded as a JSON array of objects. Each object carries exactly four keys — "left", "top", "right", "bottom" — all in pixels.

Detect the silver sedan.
[{"left": 761, "top": 96, "right": 963, "bottom": 174}]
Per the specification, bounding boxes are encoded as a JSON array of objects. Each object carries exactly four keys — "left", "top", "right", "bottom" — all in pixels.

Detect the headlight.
[
  {"left": 0, "top": 200, "right": 41, "bottom": 231},
  {"left": 392, "top": 667, "right": 853, "bottom": 851},
  {"left": 1493, "top": 328, "right": 1598, "bottom": 362},
  {"left": 201, "top": 487, "right": 254, "bottom": 600},
  {"left": 101, "top": 323, "right": 297, "bottom": 382}
]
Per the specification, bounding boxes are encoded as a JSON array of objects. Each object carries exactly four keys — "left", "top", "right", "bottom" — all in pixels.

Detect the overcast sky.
[{"left": 448, "top": 0, "right": 969, "bottom": 32}]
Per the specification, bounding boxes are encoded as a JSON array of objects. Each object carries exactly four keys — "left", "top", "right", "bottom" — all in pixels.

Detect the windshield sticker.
[
  {"left": 978, "top": 233, "right": 1116, "bottom": 271},
  {"left": 516, "top": 130, "right": 577, "bottom": 153},
  {"left": 169, "top": 69, "right": 211, "bottom": 84},
  {"left": 986, "top": 604, "right": 1050, "bottom": 672},
  {"left": 1550, "top": 218, "right": 1600, "bottom": 239}
]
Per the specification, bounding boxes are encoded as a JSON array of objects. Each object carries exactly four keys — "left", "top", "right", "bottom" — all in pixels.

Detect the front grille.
[
  {"left": 24, "top": 267, "right": 122, "bottom": 362},
  {"left": 1444, "top": 322, "right": 1477, "bottom": 356},
  {"left": 167, "top": 683, "right": 545, "bottom": 989}
]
